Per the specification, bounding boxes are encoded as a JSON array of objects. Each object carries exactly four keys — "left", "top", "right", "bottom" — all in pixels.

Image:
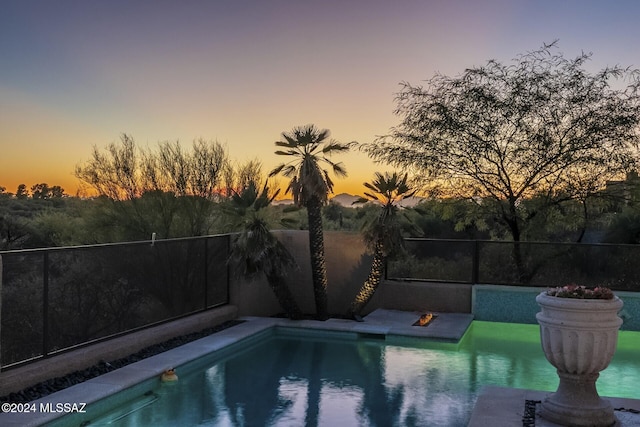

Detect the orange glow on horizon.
[
  {"left": 1, "top": 167, "right": 373, "bottom": 199},
  {"left": 1, "top": 141, "right": 388, "bottom": 198}
]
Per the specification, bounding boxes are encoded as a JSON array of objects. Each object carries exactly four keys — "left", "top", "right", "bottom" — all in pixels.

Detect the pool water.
[{"left": 60, "top": 321, "right": 640, "bottom": 427}]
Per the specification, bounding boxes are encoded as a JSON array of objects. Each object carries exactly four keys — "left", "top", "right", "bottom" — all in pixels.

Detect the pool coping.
[{"left": 2, "top": 309, "right": 638, "bottom": 426}]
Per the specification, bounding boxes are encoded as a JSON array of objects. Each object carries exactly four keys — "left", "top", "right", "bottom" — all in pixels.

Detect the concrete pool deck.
[
  {"left": 469, "top": 386, "right": 640, "bottom": 426},
  {"left": 0, "top": 309, "right": 638, "bottom": 426}
]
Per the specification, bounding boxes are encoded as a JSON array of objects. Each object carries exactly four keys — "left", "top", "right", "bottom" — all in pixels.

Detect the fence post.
[
  {"left": 203, "top": 237, "right": 209, "bottom": 309},
  {"left": 472, "top": 240, "right": 480, "bottom": 284},
  {"left": 42, "top": 251, "right": 49, "bottom": 358},
  {"left": 226, "top": 234, "right": 231, "bottom": 304}
]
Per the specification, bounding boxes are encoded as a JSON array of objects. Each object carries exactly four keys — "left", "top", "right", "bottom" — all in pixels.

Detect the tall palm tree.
[
  {"left": 226, "top": 182, "right": 302, "bottom": 319},
  {"left": 270, "top": 125, "right": 351, "bottom": 319},
  {"left": 348, "top": 172, "right": 415, "bottom": 317}
]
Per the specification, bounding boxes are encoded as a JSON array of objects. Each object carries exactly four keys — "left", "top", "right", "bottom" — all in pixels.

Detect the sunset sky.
[{"left": 2, "top": 0, "right": 640, "bottom": 197}]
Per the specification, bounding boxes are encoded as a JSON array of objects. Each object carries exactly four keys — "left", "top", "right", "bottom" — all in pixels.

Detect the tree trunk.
[
  {"left": 266, "top": 272, "right": 303, "bottom": 319},
  {"left": 505, "top": 202, "right": 528, "bottom": 283},
  {"left": 306, "top": 197, "right": 329, "bottom": 319},
  {"left": 348, "top": 240, "right": 385, "bottom": 316},
  {"left": 576, "top": 199, "right": 588, "bottom": 243}
]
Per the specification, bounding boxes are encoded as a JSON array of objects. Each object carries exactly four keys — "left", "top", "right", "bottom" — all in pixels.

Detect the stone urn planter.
[{"left": 536, "top": 287, "right": 624, "bottom": 427}]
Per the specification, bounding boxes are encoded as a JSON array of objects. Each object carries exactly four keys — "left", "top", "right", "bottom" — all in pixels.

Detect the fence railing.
[
  {"left": 388, "top": 238, "right": 640, "bottom": 291},
  {"left": 3, "top": 235, "right": 640, "bottom": 369},
  {"left": 0, "top": 235, "right": 230, "bottom": 369}
]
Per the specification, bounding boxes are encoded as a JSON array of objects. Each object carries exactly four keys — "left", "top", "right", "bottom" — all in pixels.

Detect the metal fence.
[
  {"left": 388, "top": 238, "right": 640, "bottom": 291},
  {"left": 0, "top": 235, "right": 230, "bottom": 369},
  {"left": 3, "top": 235, "right": 639, "bottom": 369}
]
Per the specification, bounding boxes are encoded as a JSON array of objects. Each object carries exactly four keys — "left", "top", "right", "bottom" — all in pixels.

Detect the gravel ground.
[{"left": 0, "top": 320, "right": 243, "bottom": 404}]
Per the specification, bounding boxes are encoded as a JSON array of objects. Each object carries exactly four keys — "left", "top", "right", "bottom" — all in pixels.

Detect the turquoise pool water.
[{"left": 51, "top": 321, "right": 640, "bottom": 427}]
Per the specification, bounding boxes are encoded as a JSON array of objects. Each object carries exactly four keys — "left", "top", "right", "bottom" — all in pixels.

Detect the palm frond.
[
  {"left": 323, "top": 170, "right": 335, "bottom": 193},
  {"left": 269, "top": 164, "right": 286, "bottom": 177},
  {"left": 315, "top": 128, "right": 331, "bottom": 143},
  {"left": 322, "top": 141, "right": 353, "bottom": 154},
  {"left": 274, "top": 150, "right": 298, "bottom": 156},
  {"left": 269, "top": 187, "right": 281, "bottom": 202},
  {"left": 274, "top": 140, "right": 296, "bottom": 148},
  {"left": 281, "top": 164, "right": 297, "bottom": 177},
  {"left": 253, "top": 183, "right": 276, "bottom": 211},
  {"left": 326, "top": 160, "right": 348, "bottom": 178},
  {"left": 281, "top": 133, "right": 299, "bottom": 147},
  {"left": 363, "top": 191, "right": 380, "bottom": 201},
  {"left": 364, "top": 182, "right": 379, "bottom": 194},
  {"left": 401, "top": 189, "right": 418, "bottom": 200}
]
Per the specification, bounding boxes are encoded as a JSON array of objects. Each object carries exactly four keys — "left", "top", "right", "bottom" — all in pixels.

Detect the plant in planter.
[
  {"left": 536, "top": 284, "right": 624, "bottom": 427},
  {"left": 545, "top": 284, "right": 615, "bottom": 300}
]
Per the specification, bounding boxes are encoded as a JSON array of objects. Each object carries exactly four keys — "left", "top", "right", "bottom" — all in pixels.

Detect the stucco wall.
[
  {"left": 229, "top": 230, "right": 370, "bottom": 317},
  {"left": 229, "top": 230, "right": 473, "bottom": 317},
  {"left": 372, "top": 281, "right": 472, "bottom": 314}
]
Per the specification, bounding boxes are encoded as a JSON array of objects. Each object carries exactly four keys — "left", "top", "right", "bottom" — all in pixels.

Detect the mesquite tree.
[{"left": 364, "top": 42, "right": 640, "bottom": 243}]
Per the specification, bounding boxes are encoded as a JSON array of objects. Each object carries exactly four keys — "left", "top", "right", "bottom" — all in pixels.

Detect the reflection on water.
[{"left": 89, "top": 322, "right": 640, "bottom": 427}]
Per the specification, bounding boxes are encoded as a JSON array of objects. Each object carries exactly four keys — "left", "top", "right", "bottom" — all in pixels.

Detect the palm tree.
[
  {"left": 348, "top": 172, "right": 415, "bottom": 317},
  {"left": 226, "top": 182, "right": 302, "bottom": 319},
  {"left": 270, "top": 125, "right": 352, "bottom": 319}
]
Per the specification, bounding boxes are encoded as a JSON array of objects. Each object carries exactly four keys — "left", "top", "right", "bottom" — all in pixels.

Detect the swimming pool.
[{"left": 45, "top": 320, "right": 640, "bottom": 427}]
